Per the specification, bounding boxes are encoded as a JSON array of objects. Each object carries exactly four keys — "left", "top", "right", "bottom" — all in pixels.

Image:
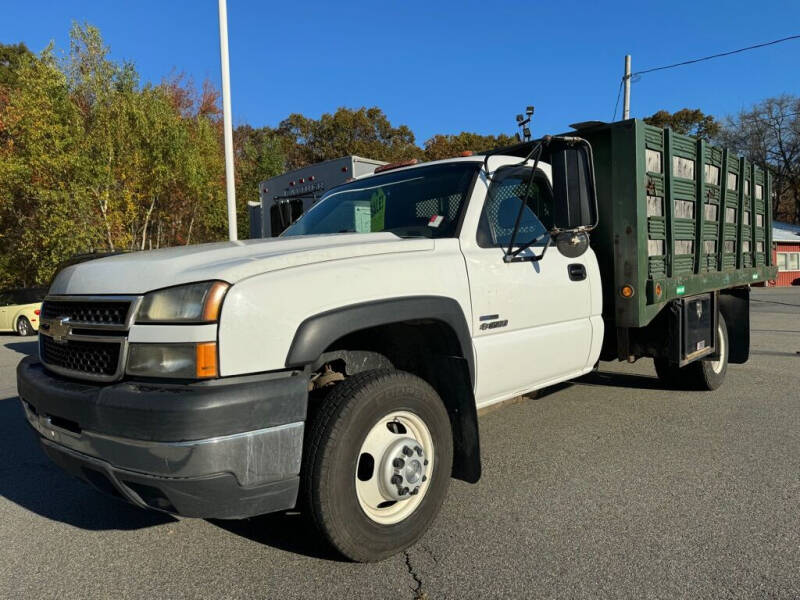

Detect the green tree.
[
  {"left": 0, "top": 23, "right": 232, "bottom": 287},
  {"left": 234, "top": 125, "right": 284, "bottom": 237},
  {"left": 423, "top": 131, "right": 517, "bottom": 161},
  {"left": 0, "top": 42, "right": 33, "bottom": 87},
  {"left": 0, "top": 45, "right": 96, "bottom": 287},
  {"left": 644, "top": 108, "right": 720, "bottom": 140},
  {"left": 277, "top": 107, "right": 421, "bottom": 169}
]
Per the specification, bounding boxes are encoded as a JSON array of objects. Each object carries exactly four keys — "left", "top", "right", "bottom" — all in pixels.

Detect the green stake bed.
[{"left": 576, "top": 119, "right": 778, "bottom": 329}]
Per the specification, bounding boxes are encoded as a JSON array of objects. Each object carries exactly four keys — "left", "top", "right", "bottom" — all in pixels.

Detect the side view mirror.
[
  {"left": 549, "top": 139, "right": 598, "bottom": 232},
  {"left": 555, "top": 231, "right": 590, "bottom": 258}
]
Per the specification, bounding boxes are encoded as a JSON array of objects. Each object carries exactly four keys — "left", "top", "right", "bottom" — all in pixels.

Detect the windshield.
[{"left": 282, "top": 162, "right": 479, "bottom": 238}]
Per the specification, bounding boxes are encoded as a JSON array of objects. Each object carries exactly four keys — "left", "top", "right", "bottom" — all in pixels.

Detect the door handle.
[{"left": 568, "top": 264, "right": 587, "bottom": 281}]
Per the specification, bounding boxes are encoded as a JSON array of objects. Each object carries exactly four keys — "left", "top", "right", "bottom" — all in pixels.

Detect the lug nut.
[
  {"left": 393, "top": 458, "right": 405, "bottom": 468},
  {"left": 391, "top": 474, "right": 402, "bottom": 485},
  {"left": 403, "top": 487, "right": 409, "bottom": 495},
  {"left": 415, "top": 446, "right": 422, "bottom": 456},
  {"left": 402, "top": 446, "right": 413, "bottom": 456},
  {"left": 411, "top": 487, "right": 419, "bottom": 495}
]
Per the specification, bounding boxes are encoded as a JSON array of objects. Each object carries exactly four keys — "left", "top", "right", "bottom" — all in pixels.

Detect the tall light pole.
[
  {"left": 218, "top": 0, "right": 237, "bottom": 241},
  {"left": 623, "top": 54, "right": 631, "bottom": 120}
]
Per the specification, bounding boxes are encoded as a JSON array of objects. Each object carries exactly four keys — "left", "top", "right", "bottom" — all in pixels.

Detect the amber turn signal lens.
[
  {"left": 654, "top": 283, "right": 663, "bottom": 297},
  {"left": 202, "top": 281, "right": 230, "bottom": 322},
  {"left": 196, "top": 342, "right": 218, "bottom": 378},
  {"left": 620, "top": 285, "right": 635, "bottom": 298}
]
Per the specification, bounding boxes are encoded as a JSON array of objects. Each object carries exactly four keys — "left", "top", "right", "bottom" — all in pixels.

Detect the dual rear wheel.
[{"left": 654, "top": 313, "right": 729, "bottom": 391}]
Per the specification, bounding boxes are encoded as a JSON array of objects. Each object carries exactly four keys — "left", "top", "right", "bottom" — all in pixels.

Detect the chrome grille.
[{"left": 40, "top": 336, "right": 121, "bottom": 377}]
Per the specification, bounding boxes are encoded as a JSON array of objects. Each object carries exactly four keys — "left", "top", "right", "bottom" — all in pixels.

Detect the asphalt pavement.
[{"left": 1, "top": 287, "right": 799, "bottom": 599}]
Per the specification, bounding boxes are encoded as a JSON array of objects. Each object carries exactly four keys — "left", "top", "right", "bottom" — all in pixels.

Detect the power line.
[
  {"left": 611, "top": 80, "right": 624, "bottom": 121},
  {"left": 632, "top": 34, "right": 800, "bottom": 77},
  {"left": 612, "top": 34, "right": 800, "bottom": 119}
]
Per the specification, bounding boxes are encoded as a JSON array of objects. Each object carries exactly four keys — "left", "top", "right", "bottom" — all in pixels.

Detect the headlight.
[
  {"left": 127, "top": 342, "right": 218, "bottom": 379},
  {"left": 136, "top": 281, "right": 229, "bottom": 323}
]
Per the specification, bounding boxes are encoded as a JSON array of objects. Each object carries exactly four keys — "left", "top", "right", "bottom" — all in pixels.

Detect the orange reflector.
[
  {"left": 655, "top": 283, "right": 662, "bottom": 297},
  {"left": 202, "top": 281, "right": 230, "bottom": 322},
  {"left": 620, "top": 285, "right": 635, "bottom": 298},
  {"left": 196, "top": 342, "right": 218, "bottom": 378},
  {"left": 459, "top": 150, "right": 474, "bottom": 157}
]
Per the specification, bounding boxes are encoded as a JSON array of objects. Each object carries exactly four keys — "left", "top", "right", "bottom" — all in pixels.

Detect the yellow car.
[{"left": 0, "top": 288, "right": 45, "bottom": 336}]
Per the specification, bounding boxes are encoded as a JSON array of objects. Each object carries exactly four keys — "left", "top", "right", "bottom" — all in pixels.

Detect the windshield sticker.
[
  {"left": 428, "top": 215, "right": 444, "bottom": 228},
  {"left": 370, "top": 189, "right": 386, "bottom": 231},
  {"left": 354, "top": 204, "right": 371, "bottom": 233}
]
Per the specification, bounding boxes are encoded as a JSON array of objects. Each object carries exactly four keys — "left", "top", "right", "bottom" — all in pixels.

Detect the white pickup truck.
[{"left": 17, "top": 122, "right": 775, "bottom": 561}]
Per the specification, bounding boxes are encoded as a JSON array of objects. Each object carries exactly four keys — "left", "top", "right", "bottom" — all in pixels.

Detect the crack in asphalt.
[{"left": 403, "top": 549, "right": 427, "bottom": 600}]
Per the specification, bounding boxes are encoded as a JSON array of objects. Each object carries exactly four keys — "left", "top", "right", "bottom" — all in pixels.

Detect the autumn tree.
[
  {"left": 0, "top": 24, "right": 230, "bottom": 286},
  {"left": 0, "top": 45, "right": 95, "bottom": 287},
  {"left": 234, "top": 125, "right": 284, "bottom": 237},
  {"left": 718, "top": 95, "right": 800, "bottom": 224},
  {"left": 644, "top": 108, "right": 720, "bottom": 140},
  {"left": 423, "top": 131, "right": 517, "bottom": 161},
  {"left": 277, "top": 107, "right": 421, "bottom": 169}
]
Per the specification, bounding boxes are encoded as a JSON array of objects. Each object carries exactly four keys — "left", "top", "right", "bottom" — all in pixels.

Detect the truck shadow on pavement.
[
  {"left": 0, "top": 394, "right": 174, "bottom": 531},
  {"left": 576, "top": 369, "right": 671, "bottom": 390},
  {"left": 209, "top": 513, "right": 344, "bottom": 561},
  {"left": 1, "top": 339, "right": 38, "bottom": 357}
]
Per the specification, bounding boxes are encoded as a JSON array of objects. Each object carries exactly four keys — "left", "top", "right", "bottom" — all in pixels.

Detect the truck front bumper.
[{"left": 17, "top": 356, "right": 308, "bottom": 519}]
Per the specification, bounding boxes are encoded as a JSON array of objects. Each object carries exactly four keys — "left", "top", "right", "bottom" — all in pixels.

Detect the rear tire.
[
  {"left": 16, "top": 317, "right": 33, "bottom": 337},
  {"left": 302, "top": 369, "right": 453, "bottom": 562},
  {"left": 653, "top": 313, "right": 729, "bottom": 391}
]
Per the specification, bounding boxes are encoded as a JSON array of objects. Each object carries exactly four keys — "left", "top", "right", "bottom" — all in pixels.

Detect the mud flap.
[
  {"left": 719, "top": 287, "right": 750, "bottom": 364},
  {"left": 427, "top": 355, "right": 481, "bottom": 483}
]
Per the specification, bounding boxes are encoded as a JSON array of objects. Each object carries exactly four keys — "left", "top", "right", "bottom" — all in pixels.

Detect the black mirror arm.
[
  {"left": 503, "top": 232, "right": 552, "bottom": 263},
  {"left": 505, "top": 144, "right": 544, "bottom": 256}
]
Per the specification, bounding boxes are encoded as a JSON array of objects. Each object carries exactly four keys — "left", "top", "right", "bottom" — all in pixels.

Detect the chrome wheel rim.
[
  {"left": 17, "top": 320, "right": 27, "bottom": 335},
  {"left": 355, "top": 410, "right": 434, "bottom": 525}
]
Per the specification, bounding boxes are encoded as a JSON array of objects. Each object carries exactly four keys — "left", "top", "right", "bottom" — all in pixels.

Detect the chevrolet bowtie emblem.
[{"left": 48, "top": 317, "right": 71, "bottom": 343}]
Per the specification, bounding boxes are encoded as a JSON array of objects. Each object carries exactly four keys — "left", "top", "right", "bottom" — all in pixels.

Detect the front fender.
[{"left": 285, "top": 295, "right": 474, "bottom": 386}]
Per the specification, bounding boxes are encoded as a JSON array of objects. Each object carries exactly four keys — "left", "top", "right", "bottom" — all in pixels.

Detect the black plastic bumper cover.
[
  {"left": 17, "top": 356, "right": 309, "bottom": 518},
  {"left": 41, "top": 438, "right": 299, "bottom": 519},
  {"left": 17, "top": 356, "right": 308, "bottom": 442}
]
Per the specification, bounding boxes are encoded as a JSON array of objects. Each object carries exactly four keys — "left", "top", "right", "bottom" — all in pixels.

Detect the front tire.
[
  {"left": 16, "top": 317, "right": 34, "bottom": 336},
  {"left": 302, "top": 369, "right": 453, "bottom": 562}
]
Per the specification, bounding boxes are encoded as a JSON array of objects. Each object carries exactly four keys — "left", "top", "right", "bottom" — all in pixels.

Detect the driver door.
[{"left": 460, "top": 165, "right": 593, "bottom": 406}]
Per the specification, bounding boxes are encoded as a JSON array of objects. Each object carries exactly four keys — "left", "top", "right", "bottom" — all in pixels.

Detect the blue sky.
[{"left": 3, "top": 1, "right": 799, "bottom": 145}]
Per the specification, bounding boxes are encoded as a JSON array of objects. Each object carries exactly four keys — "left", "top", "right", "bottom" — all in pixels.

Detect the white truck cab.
[{"left": 16, "top": 136, "right": 660, "bottom": 562}]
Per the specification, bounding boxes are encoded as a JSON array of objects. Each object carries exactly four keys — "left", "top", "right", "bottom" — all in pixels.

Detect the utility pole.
[
  {"left": 218, "top": 0, "right": 237, "bottom": 241},
  {"left": 623, "top": 54, "right": 631, "bottom": 120}
]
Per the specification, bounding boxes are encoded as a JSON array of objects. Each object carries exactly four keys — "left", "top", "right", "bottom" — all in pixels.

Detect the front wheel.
[
  {"left": 654, "top": 313, "right": 729, "bottom": 391},
  {"left": 16, "top": 317, "right": 34, "bottom": 337},
  {"left": 302, "top": 369, "right": 453, "bottom": 562}
]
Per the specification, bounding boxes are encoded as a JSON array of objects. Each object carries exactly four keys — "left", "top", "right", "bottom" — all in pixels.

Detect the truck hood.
[{"left": 49, "top": 233, "right": 434, "bottom": 295}]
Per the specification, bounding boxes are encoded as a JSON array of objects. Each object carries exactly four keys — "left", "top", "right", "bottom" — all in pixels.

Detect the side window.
[
  {"left": 477, "top": 166, "right": 553, "bottom": 248},
  {"left": 0, "top": 292, "right": 9, "bottom": 307}
]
